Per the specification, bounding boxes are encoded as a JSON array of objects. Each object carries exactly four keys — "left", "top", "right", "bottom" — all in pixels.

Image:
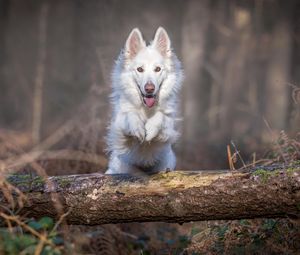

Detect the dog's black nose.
[{"left": 145, "top": 82, "right": 155, "bottom": 94}]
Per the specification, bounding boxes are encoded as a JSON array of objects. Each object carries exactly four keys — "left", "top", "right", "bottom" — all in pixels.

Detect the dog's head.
[{"left": 119, "top": 27, "right": 182, "bottom": 108}]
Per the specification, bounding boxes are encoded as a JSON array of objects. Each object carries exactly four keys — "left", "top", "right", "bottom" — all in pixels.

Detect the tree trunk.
[{"left": 3, "top": 168, "right": 300, "bottom": 225}]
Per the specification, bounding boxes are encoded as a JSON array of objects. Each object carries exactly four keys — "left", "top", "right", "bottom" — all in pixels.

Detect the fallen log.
[{"left": 2, "top": 167, "right": 300, "bottom": 225}]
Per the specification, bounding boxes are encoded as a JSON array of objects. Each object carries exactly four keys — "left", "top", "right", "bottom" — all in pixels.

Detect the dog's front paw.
[
  {"left": 157, "top": 129, "right": 179, "bottom": 143},
  {"left": 132, "top": 123, "right": 146, "bottom": 142},
  {"left": 124, "top": 114, "right": 145, "bottom": 142},
  {"left": 145, "top": 121, "right": 160, "bottom": 142}
]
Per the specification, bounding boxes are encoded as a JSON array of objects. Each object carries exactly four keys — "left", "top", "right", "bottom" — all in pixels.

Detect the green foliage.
[
  {"left": 239, "top": 219, "right": 250, "bottom": 226},
  {"left": 27, "top": 220, "right": 43, "bottom": 231},
  {"left": 0, "top": 217, "right": 63, "bottom": 255},
  {"left": 286, "top": 167, "right": 300, "bottom": 176},
  {"left": 27, "top": 217, "right": 54, "bottom": 232},
  {"left": 190, "top": 227, "right": 201, "bottom": 237},
  {"left": 252, "top": 168, "right": 281, "bottom": 182},
  {"left": 38, "top": 217, "right": 54, "bottom": 230},
  {"left": 252, "top": 166, "right": 300, "bottom": 183},
  {"left": 0, "top": 230, "right": 36, "bottom": 255},
  {"left": 177, "top": 235, "right": 191, "bottom": 249}
]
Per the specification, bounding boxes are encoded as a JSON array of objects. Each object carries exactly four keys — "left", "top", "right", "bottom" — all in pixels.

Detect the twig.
[
  {"left": 252, "top": 152, "right": 256, "bottom": 167},
  {"left": 227, "top": 145, "right": 235, "bottom": 170},
  {"left": 231, "top": 141, "right": 247, "bottom": 168},
  {"left": 50, "top": 209, "right": 71, "bottom": 237},
  {"left": 0, "top": 212, "right": 54, "bottom": 247},
  {"left": 34, "top": 235, "right": 45, "bottom": 255}
]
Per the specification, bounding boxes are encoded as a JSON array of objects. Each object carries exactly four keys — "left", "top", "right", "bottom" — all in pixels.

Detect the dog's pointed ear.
[
  {"left": 125, "top": 28, "right": 146, "bottom": 59},
  {"left": 152, "top": 27, "right": 171, "bottom": 57}
]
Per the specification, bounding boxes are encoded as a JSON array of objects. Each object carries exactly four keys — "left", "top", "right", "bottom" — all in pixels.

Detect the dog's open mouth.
[{"left": 143, "top": 95, "right": 156, "bottom": 108}]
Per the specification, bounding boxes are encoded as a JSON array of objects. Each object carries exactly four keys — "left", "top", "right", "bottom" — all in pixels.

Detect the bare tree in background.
[{"left": 32, "top": 2, "right": 48, "bottom": 144}]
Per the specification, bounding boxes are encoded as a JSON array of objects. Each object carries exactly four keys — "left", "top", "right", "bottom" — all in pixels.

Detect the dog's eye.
[
  {"left": 137, "top": 67, "right": 144, "bottom": 72},
  {"left": 154, "top": 66, "right": 161, "bottom": 72}
]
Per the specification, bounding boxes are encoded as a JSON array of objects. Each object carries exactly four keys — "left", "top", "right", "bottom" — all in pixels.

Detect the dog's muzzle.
[{"left": 143, "top": 82, "right": 156, "bottom": 108}]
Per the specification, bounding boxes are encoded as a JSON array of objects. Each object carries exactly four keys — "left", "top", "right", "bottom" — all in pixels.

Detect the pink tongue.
[{"left": 144, "top": 97, "right": 155, "bottom": 108}]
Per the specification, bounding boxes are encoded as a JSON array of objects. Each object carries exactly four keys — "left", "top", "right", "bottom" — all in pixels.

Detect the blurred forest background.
[{"left": 0, "top": 0, "right": 299, "bottom": 173}]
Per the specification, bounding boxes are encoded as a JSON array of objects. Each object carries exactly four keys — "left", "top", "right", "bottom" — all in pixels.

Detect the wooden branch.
[{"left": 2, "top": 168, "right": 300, "bottom": 225}]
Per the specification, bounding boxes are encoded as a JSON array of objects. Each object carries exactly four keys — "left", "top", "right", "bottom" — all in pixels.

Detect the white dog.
[{"left": 105, "top": 27, "right": 183, "bottom": 174}]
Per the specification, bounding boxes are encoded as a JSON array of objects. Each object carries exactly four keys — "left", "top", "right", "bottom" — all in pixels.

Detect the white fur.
[{"left": 105, "top": 27, "right": 183, "bottom": 174}]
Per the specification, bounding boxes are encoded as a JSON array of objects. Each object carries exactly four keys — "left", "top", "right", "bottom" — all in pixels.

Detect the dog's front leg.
[
  {"left": 122, "top": 112, "right": 145, "bottom": 142},
  {"left": 158, "top": 115, "right": 179, "bottom": 143},
  {"left": 145, "top": 112, "right": 164, "bottom": 142},
  {"left": 145, "top": 112, "right": 178, "bottom": 142},
  {"left": 144, "top": 112, "right": 179, "bottom": 142}
]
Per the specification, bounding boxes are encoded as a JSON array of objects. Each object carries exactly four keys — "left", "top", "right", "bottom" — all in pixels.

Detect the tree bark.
[{"left": 3, "top": 168, "right": 300, "bottom": 225}]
